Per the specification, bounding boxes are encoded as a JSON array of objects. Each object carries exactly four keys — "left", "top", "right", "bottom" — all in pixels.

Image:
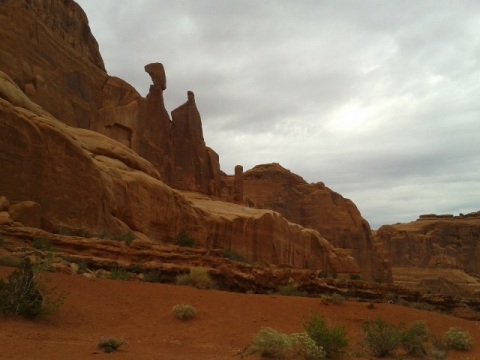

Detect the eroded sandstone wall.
[
  {"left": 222, "top": 163, "right": 391, "bottom": 281},
  {"left": 0, "top": 72, "right": 356, "bottom": 274},
  {"left": 374, "top": 214, "right": 480, "bottom": 275}
]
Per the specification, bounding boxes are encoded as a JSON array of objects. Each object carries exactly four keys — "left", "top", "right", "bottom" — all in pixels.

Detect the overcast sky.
[{"left": 76, "top": 1, "right": 480, "bottom": 229}]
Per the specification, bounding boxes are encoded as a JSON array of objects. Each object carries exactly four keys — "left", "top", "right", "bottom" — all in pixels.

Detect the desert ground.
[{"left": 0, "top": 267, "right": 478, "bottom": 360}]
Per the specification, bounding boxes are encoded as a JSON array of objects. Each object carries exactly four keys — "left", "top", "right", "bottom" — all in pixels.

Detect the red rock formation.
[
  {"left": 0, "top": 0, "right": 106, "bottom": 127},
  {"left": 171, "top": 91, "right": 221, "bottom": 195},
  {"left": 374, "top": 213, "right": 480, "bottom": 275},
  {"left": 223, "top": 163, "right": 390, "bottom": 281},
  {"left": 0, "top": 71, "right": 356, "bottom": 274}
]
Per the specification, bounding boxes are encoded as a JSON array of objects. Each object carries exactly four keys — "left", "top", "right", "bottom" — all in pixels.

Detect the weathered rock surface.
[
  {"left": 374, "top": 213, "right": 480, "bottom": 275},
  {"left": 0, "top": 1, "right": 220, "bottom": 193},
  {"left": 222, "top": 163, "right": 390, "bottom": 281},
  {"left": 0, "top": 71, "right": 355, "bottom": 273},
  {"left": 172, "top": 91, "right": 221, "bottom": 195}
]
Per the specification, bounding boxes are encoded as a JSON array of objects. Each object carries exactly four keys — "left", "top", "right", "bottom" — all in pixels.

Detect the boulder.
[{"left": 9, "top": 201, "right": 42, "bottom": 228}]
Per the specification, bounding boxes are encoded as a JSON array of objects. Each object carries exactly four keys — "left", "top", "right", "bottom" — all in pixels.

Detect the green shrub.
[
  {"left": 443, "top": 327, "right": 473, "bottom": 351},
  {"left": 112, "top": 231, "right": 134, "bottom": 245},
  {"left": 362, "top": 317, "right": 403, "bottom": 358},
  {"left": 108, "top": 266, "right": 130, "bottom": 281},
  {"left": 401, "top": 321, "right": 429, "bottom": 356},
  {"left": 349, "top": 274, "right": 362, "bottom": 281},
  {"left": 223, "top": 249, "right": 251, "bottom": 264},
  {"left": 172, "top": 304, "right": 197, "bottom": 320},
  {"left": 0, "top": 258, "right": 65, "bottom": 319},
  {"left": 32, "top": 237, "right": 54, "bottom": 252},
  {"left": 144, "top": 269, "right": 163, "bottom": 283},
  {"left": 278, "top": 282, "right": 306, "bottom": 297},
  {"left": 303, "top": 313, "right": 348, "bottom": 358},
  {"left": 176, "top": 267, "right": 214, "bottom": 289},
  {"left": 0, "top": 256, "right": 21, "bottom": 268},
  {"left": 97, "top": 337, "right": 126, "bottom": 353},
  {"left": 175, "top": 231, "right": 195, "bottom": 247},
  {"left": 319, "top": 293, "right": 345, "bottom": 305},
  {"left": 247, "top": 327, "right": 325, "bottom": 360}
]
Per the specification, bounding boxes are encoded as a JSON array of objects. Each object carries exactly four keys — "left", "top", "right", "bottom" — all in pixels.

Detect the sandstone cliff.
[
  {"left": 0, "top": 0, "right": 221, "bottom": 194},
  {"left": 374, "top": 212, "right": 480, "bottom": 275},
  {"left": 222, "top": 163, "right": 391, "bottom": 281},
  {"left": 0, "top": 70, "right": 356, "bottom": 274}
]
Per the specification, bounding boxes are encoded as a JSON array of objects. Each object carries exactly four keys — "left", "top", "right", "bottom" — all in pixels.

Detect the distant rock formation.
[
  {"left": 222, "top": 163, "right": 391, "bottom": 281},
  {"left": 374, "top": 212, "right": 480, "bottom": 275}
]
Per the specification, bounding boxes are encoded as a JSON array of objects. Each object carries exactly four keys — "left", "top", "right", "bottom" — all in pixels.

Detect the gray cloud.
[{"left": 77, "top": 0, "right": 480, "bottom": 228}]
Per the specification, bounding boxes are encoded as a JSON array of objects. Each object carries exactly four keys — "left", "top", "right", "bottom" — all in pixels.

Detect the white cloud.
[{"left": 77, "top": 0, "right": 480, "bottom": 229}]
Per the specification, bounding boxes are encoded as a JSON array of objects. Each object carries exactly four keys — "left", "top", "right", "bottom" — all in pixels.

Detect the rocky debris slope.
[
  {"left": 222, "top": 163, "right": 391, "bottom": 282},
  {"left": 0, "top": 71, "right": 358, "bottom": 274},
  {"left": 1, "top": 224, "right": 478, "bottom": 320}
]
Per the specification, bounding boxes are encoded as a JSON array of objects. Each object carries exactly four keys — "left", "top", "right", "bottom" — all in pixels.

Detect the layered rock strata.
[
  {"left": 374, "top": 213, "right": 480, "bottom": 275},
  {"left": 222, "top": 163, "right": 391, "bottom": 281},
  {"left": 0, "top": 71, "right": 356, "bottom": 273}
]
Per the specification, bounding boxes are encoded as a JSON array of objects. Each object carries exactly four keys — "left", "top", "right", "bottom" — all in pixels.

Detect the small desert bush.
[
  {"left": 144, "top": 269, "right": 163, "bottom": 283},
  {"left": 223, "top": 249, "right": 251, "bottom": 264},
  {"left": 0, "top": 256, "right": 21, "bottom": 268},
  {"left": 32, "top": 237, "right": 54, "bottom": 252},
  {"left": 108, "top": 266, "right": 130, "bottom": 281},
  {"left": 349, "top": 274, "right": 362, "bottom": 281},
  {"left": 0, "top": 258, "right": 65, "bottom": 319},
  {"left": 172, "top": 304, "right": 197, "bottom": 320},
  {"left": 319, "top": 293, "right": 345, "bottom": 305},
  {"left": 97, "top": 337, "right": 126, "bottom": 353},
  {"left": 175, "top": 231, "right": 195, "bottom": 247},
  {"left": 176, "top": 267, "right": 214, "bottom": 289},
  {"left": 361, "top": 317, "right": 402, "bottom": 358},
  {"left": 443, "top": 327, "right": 473, "bottom": 351},
  {"left": 111, "top": 231, "right": 134, "bottom": 245},
  {"left": 247, "top": 327, "right": 325, "bottom": 360},
  {"left": 401, "top": 321, "right": 429, "bottom": 356},
  {"left": 303, "top": 312, "right": 348, "bottom": 358},
  {"left": 278, "top": 282, "right": 306, "bottom": 297}
]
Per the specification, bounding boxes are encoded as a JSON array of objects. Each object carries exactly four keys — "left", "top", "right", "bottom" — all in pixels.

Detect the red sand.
[{"left": 0, "top": 267, "right": 478, "bottom": 360}]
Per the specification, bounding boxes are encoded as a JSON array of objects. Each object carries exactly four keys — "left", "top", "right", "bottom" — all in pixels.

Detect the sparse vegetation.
[
  {"left": 278, "top": 282, "right": 306, "bottom": 297},
  {"left": 361, "top": 317, "right": 402, "bottom": 358},
  {"left": 32, "top": 237, "right": 54, "bottom": 252},
  {"left": 223, "top": 249, "right": 251, "bottom": 264},
  {"left": 111, "top": 231, "right": 134, "bottom": 245},
  {"left": 349, "top": 274, "right": 362, "bottom": 281},
  {"left": 401, "top": 321, "right": 429, "bottom": 356},
  {"left": 144, "top": 269, "right": 163, "bottom": 283},
  {"left": 175, "top": 231, "right": 195, "bottom": 247},
  {"left": 0, "top": 256, "right": 21, "bottom": 268},
  {"left": 319, "top": 293, "right": 345, "bottom": 305},
  {"left": 172, "top": 304, "right": 197, "bottom": 320},
  {"left": 97, "top": 337, "right": 126, "bottom": 353},
  {"left": 175, "top": 267, "right": 214, "bottom": 289},
  {"left": 443, "top": 327, "right": 473, "bottom": 351},
  {"left": 303, "top": 312, "right": 348, "bottom": 359},
  {"left": 0, "top": 258, "right": 65, "bottom": 319},
  {"left": 246, "top": 327, "right": 325, "bottom": 360},
  {"left": 108, "top": 266, "right": 130, "bottom": 281}
]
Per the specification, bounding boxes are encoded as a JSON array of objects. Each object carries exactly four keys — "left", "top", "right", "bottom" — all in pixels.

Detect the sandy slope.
[{"left": 0, "top": 267, "right": 478, "bottom": 360}]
